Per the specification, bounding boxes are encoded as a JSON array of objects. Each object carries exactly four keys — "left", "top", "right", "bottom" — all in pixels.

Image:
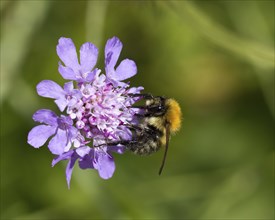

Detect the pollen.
[{"left": 166, "top": 99, "right": 182, "bottom": 133}]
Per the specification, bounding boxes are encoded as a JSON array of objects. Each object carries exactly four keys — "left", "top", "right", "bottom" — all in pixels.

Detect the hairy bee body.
[
  {"left": 128, "top": 122, "right": 164, "bottom": 155},
  {"left": 126, "top": 96, "right": 182, "bottom": 173}
]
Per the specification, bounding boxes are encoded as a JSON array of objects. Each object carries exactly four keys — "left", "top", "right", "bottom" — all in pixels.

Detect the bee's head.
[{"left": 145, "top": 96, "right": 167, "bottom": 116}]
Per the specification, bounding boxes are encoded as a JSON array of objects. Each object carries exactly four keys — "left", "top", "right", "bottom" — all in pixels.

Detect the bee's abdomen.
[
  {"left": 127, "top": 125, "right": 163, "bottom": 155},
  {"left": 130, "top": 139, "right": 161, "bottom": 155}
]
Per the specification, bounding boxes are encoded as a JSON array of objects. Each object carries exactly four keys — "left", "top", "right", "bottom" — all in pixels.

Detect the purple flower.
[
  {"left": 28, "top": 109, "right": 78, "bottom": 154},
  {"left": 28, "top": 36, "right": 143, "bottom": 187},
  {"left": 57, "top": 37, "right": 99, "bottom": 83}
]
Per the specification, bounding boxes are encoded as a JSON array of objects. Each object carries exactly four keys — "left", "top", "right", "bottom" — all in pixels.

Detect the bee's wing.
[{"left": 158, "top": 123, "right": 170, "bottom": 175}]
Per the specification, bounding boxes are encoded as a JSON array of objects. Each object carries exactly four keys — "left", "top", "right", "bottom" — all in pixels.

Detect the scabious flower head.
[{"left": 28, "top": 37, "right": 143, "bottom": 188}]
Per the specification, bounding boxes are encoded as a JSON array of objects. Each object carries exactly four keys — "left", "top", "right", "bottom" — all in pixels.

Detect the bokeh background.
[{"left": 1, "top": 1, "right": 274, "bottom": 219}]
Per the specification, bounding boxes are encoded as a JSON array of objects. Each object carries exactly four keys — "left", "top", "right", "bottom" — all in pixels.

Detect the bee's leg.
[
  {"left": 125, "top": 124, "right": 142, "bottom": 131},
  {"left": 130, "top": 106, "right": 146, "bottom": 109},
  {"left": 94, "top": 141, "right": 125, "bottom": 148},
  {"left": 130, "top": 109, "right": 158, "bottom": 117},
  {"left": 127, "top": 93, "right": 154, "bottom": 100},
  {"left": 94, "top": 139, "right": 139, "bottom": 148}
]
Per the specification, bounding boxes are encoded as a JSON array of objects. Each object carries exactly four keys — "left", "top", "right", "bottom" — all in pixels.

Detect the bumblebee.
[
  {"left": 131, "top": 94, "right": 182, "bottom": 174},
  {"left": 105, "top": 94, "right": 182, "bottom": 175}
]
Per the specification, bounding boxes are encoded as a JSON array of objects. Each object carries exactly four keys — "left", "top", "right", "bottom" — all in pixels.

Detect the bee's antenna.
[{"left": 158, "top": 124, "right": 170, "bottom": 175}]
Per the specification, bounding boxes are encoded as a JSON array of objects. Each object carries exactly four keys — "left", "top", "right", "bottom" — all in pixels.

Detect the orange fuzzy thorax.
[{"left": 165, "top": 99, "right": 182, "bottom": 133}]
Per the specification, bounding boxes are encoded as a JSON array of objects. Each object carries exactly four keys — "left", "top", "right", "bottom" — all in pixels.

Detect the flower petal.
[
  {"left": 56, "top": 37, "right": 80, "bottom": 71},
  {"left": 118, "top": 127, "right": 132, "bottom": 140},
  {"left": 63, "top": 81, "right": 74, "bottom": 93},
  {"left": 66, "top": 152, "right": 79, "bottom": 188},
  {"left": 105, "top": 37, "right": 122, "bottom": 72},
  {"left": 127, "top": 86, "right": 144, "bottom": 94},
  {"left": 36, "top": 80, "right": 64, "bottom": 99},
  {"left": 54, "top": 99, "right": 67, "bottom": 112},
  {"left": 114, "top": 59, "right": 137, "bottom": 81},
  {"left": 93, "top": 152, "right": 115, "bottom": 179},
  {"left": 48, "top": 129, "right": 67, "bottom": 155},
  {"left": 68, "top": 126, "right": 78, "bottom": 141},
  {"left": 105, "top": 78, "right": 128, "bottom": 88},
  {"left": 78, "top": 149, "right": 95, "bottom": 169},
  {"left": 28, "top": 125, "right": 56, "bottom": 148},
  {"left": 58, "top": 64, "right": 77, "bottom": 80},
  {"left": 76, "top": 146, "right": 91, "bottom": 157},
  {"left": 84, "top": 68, "right": 99, "bottom": 82},
  {"left": 52, "top": 150, "right": 74, "bottom": 167},
  {"left": 80, "top": 42, "right": 98, "bottom": 73},
  {"left": 108, "top": 145, "right": 126, "bottom": 154},
  {"left": 32, "top": 109, "right": 58, "bottom": 126}
]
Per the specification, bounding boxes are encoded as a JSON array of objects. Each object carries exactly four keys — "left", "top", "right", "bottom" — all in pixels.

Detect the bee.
[
  {"left": 130, "top": 94, "right": 182, "bottom": 174},
  {"left": 103, "top": 94, "right": 182, "bottom": 175}
]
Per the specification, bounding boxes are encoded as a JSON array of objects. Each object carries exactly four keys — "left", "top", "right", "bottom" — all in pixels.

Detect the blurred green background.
[{"left": 1, "top": 1, "right": 274, "bottom": 219}]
